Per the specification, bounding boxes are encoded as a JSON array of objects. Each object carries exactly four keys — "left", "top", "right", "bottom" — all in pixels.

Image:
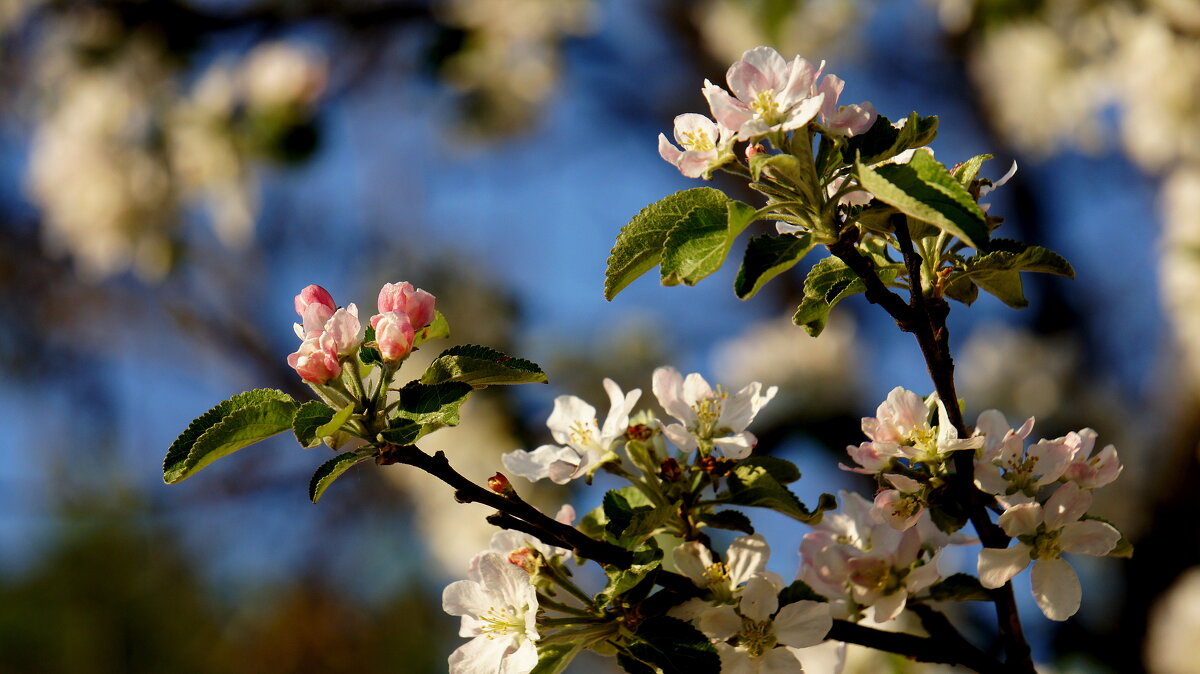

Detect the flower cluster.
[
  {"left": 658, "top": 46, "right": 876, "bottom": 178},
  {"left": 501, "top": 366, "right": 777, "bottom": 484},
  {"left": 971, "top": 412, "right": 1124, "bottom": 620},
  {"left": 286, "top": 282, "right": 435, "bottom": 385}
]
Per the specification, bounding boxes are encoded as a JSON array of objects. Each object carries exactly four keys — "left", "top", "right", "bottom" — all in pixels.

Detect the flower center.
[
  {"left": 1030, "top": 529, "right": 1063, "bottom": 559},
  {"left": 738, "top": 617, "right": 778, "bottom": 658},
  {"left": 680, "top": 129, "right": 715, "bottom": 152},
  {"left": 568, "top": 419, "right": 599, "bottom": 448},
  {"left": 751, "top": 89, "right": 783, "bottom": 125},
  {"left": 479, "top": 605, "right": 527, "bottom": 639},
  {"left": 690, "top": 387, "right": 729, "bottom": 439}
]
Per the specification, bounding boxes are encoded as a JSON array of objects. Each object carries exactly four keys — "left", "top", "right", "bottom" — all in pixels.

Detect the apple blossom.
[
  {"left": 652, "top": 366, "right": 777, "bottom": 459},
  {"left": 674, "top": 534, "right": 776, "bottom": 601},
  {"left": 287, "top": 333, "right": 341, "bottom": 384},
  {"left": 442, "top": 551, "right": 540, "bottom": 674},
  {"left": 370, "top": 311, "right": 415, "bottom": 362},
  {"left": 501, "top": 378, "right": 641, "bottom": 484},
  {"left": 977, "top": 481, "right": 1121, "bottom": 621},
  {"left": 873, "top": 473, "right": 926, "bottom": 530},
  {"left": 703, "top": 46, "right": 827, "bottom": 141},
  {"left": 697, "top": 574, "right": 833, "bottom": 673},
  {"left": 817, "top": 74, "right": 877, "bottom": 137},
  {"left": 1060, "top": 428, "right": 1123, "bottom": 489},
  {"left": 658, "top": 112, "right": 734, "bottom": 178},
  {"left": 293, "top": 284, "right": 336, "bottom": 337},
  {"left": 377, "top": 281, "right": 436, "bottom": 330},
  {"left": 322, "top": 305, "right": 362, "bottom": 356}
]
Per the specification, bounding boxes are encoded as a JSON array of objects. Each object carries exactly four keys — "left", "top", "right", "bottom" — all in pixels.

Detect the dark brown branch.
[
  {"left": 830, "top": 616, "right": 1007, "bottom": 674},
  {"left": 377, "top": 444, "right": 634, "bottom": 568}
]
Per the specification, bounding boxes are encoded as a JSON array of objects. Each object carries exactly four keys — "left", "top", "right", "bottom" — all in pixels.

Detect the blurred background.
[{"left": 0, "top": 0, "right": 1197, "bottom": 671}]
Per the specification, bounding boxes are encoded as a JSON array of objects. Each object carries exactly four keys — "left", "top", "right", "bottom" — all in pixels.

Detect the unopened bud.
[
  {"left": 658, "top": 457, "right": 683, "bottom": 482},
  {"left": 745, "top": 143, "right": 765, "bottom": 159},
  {"left": 627, "top": 424, "right": 653, "bottom": 442},
  {"left": 508, "top": 547, "right": 537, "bottom": 573},
  {"left": 698, "top": 456, "right": 735, "bottom": 477},
  {"left": 488, "top": 472, "right": 513, "bottom": 495}
]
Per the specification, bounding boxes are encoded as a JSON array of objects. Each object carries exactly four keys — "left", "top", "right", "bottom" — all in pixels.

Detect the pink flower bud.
[
  {"left": 323, "top": 305, "right": 362, "bottom": 356},
  {"left": 377, "top": 282, "right": 437, "bottom": 330},
  {"left": 287, "top": 334, "right": 341, "bottom": 384},
  {"left": 370, "top": 311, "right": 415, "bottom": 362},
  {"left": 488, "top": 472, "right": 513, "bottom": 494},
  {"left": 294, "top": 285, "right": 336, "bottom": 337}
]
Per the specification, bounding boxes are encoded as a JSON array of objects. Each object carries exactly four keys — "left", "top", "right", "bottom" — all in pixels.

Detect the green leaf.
[
  {"left": 792, "top": 256, "right": 901, "bottom": 336},
  {"left": 660, "top": 199, "right": 756, "bottom": 287},
  {"left": 856, "top": 149, "right": 989, "bottom": 249},
  {"left": 599, "top": 547, "right": 663, "bottom": 605},
  {"left": 927, "top": 484, "right": 970, "bottom": 534},
  {"left": 778, "top": 580, "right": 827, "bottom": 605},
  {"left": 927, "top": 573, "right": 991, "bottom": 602},
  {"left": 734, "top": 233, "right": 815, "bottom": 299},
  {"left": 737, "top": 456, "right": 802, "bottom": 484},
  {"left": 584, "top": 486, "right": 654, "bottom": 540},
  {"left": 378, "top": 418, "right": 422, "bottom": 446},
  {"left": 531, "top": 642, "right": 583, "bottom": 674},
  {"left": 420, "top": 344, "right": 548, "bottom": 387},
  {"left": 390, "top": 381, "right": 473, "bottom": 437},
  {"left": 292, "top": 400, "right": 337, "bottom": 448},
  {"left": 316, "top": 404, "right": 354, "bottom": 438},
  {"left": 725, "top": 462, "right": 836, "bottom": 524},
  {"left": 360, "top": 325, "right": 382, "bottom": 367},
  {"left": 952, "top": 153, "right": 994, "bottom": 186},
  {"left": 946, "top": 241, "right": 1075, "bottom": 309},
  {"left": 605, "top": 187, "right": 733, "bottom": 300},
  {"left": 412, "top": 311, "right": 451, "bottom": 348},
  {"left": 697, "top": 510, "right": 755, "bottom": 534},
  {"left": 623, "top": 617, "right": 719, "bottom": 674},
  {"left": 308, "top": 451, "right": 371, "bottom": 503},
  {"left": 164, "top": 389, "right": 297, "bottom": 484},
  {"left": 843, "top": 112, "right": 939, "bottom": 165}
]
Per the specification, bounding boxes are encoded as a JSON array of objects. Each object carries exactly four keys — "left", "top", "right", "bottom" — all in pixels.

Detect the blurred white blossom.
[{"left": 1146, "top": 567, "right": 1200, "bottom": 674}]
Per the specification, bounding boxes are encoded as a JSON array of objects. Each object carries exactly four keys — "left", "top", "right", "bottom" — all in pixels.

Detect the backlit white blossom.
[
  {"left": 658, "top": 112, "right": 734, "bottom": 178},
  {"left": 442, "top": 551, "right": 540, "bottom": 674},
  {"left": 703, "top": 46, "right": 827, "bottom": 141},
  {"left": 652, "top": 366, "right": 777, "bottom": 459}
]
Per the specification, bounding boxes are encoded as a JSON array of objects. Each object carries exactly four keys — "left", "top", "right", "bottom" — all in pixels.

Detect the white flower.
[
  {"left": 1060, "top": 428, "right": 1123, "bottom": 489},
  {"left": 847, "top": 388, "right": 981, "bottom": 473},
  {"left": 698, "top": 574, "right": 833, "bottom": 673},
  {"left": 977, "top": 482, "right": 1121, "bottom": 621},
  {"left": 488, "top": 504, "right": 576, "bottom": 565},
  {"left": 703, "top": 46, "right": 826, "bottom": 141},
  {"left": 652, "top": 366, "right": 777, "bottom": 459},
  {"left": 442, "top": 551, "right": 540, "bottom": 674},
  {"left": 674, "top": 534, "right": 776, "bottom": 599},
  {"left": 817, "top": 74, "right": 877, "bottom": 137},
  {"left": 972, "top": 410, "right": 1069, "bottom": 505},
  {"left": 658, "top": 112, "right": 734, "bottom": 178},
  {"left": 501, "top": 379, "right": 641, "bottom": 483}
]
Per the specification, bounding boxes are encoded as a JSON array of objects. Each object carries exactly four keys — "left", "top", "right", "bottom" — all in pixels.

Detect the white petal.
[
  {"left": 442, "top": 580, "right": 491, "bottom": 624},
  {"left": 682, "top": 372, "right": 714, "bottom": 407},
  {"left": 599, "top": 379, "right": 641, "bottom": 443},
  {"left": 1031, "top": 557, "right": 1081, "bottom": 621},
  {"left": 869, "top": 590, "right": 907, "bottom": 623},
  {"left": 674, "top": 541, "right": 715, "bottom": 587},
  {"left": 499, "top": 640, "right": 538, "bottom": 674},
  {"left": 714, "top": 432, "right": 756, "bottom": 459},
  {"left": 740, "top": 574, "right": 780, "bottom": 623},
  {"left": 662, "top": 423, "right": 699, "bottom": 453},
  {"left": 716, "top": 644, "right": 754, "bottom": 674},
  {"left": 448, "top": 635, "right": 512, "bottom": 674},
  {"left": 500, "top": 444, "right": 566, "bottom": 482},
  {"left": 998, "top": 503, "right": 1042, "bottom": 538},
  {"left": 758, "top": 647, "right": 805, "bottom": 674},
  {"left": 699, "top": 605, "right": 742, "bottom": 641},
  {"left": 773, "top": 600, "right": 833, "bottom": 648},
  {"left": 652, "top": 366, "right": 693, "bottom": 425},
  {"left": 1059, "top": 520, "right": 1120, "bottom": 556},
  {"left": 1043, "top": 481, "right": 1091, "bottom": 530},
  {"left": 978, "top": 544, "right": 1032, "bottom": 588},
  {"left": 727, "top": 534, "right": 771, "bottom": 586},
  {"left": 546, "top": 395, "right": 596, "bottom": 446}
]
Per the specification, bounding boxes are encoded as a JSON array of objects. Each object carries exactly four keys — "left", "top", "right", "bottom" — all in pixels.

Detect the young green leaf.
[
  {"left": 531, "top": 643, "right": 583, "bottom": 674},
  {"left": 360, "top": 325, "right": 383, "bottom": 366},
  {"left": 697, "top": 509, "right": 755, "bottom": 534},
  {"left": 792, "top": 256, "right": 901, "bottom": 336},
  {"left": 412, "top": 311, "right": 451, "bottom": 348},
  {"left": 377, "top": 418, "right": 423, "bottom": 446},
  {"left": 309, "top": 451, "right": 372, "bottom": 503},
  {"left": 605, "top": 187, "right": 733, "bottom": 300},
  {"left": 734, "top": 232, "right": 815, "bottom": 299},
  {"left": 622, "top": 617, "right": 719, "bottom": 674},
  {"left": 660, "top": 199, "right": 756, "bottom": 287},
  {"left": 777, "top": 579, "right": 827, "bottom": 606},
  {"left": 842, "top": 112, "right": 939, "bottom": 165},
  {"left": 724, "top": 462, "right": 836, "bottom": 524},
  {"left": 292, "top": 400, "right": 337, "bottom": 448},
  {"left": 163, "top": 389, "right": 298, "bottom": 484},
  {"left": 599, "top": 547, "right": 664, "bottom": 606},
  {"left": 391, "top": 381, "right": 473, "bottom": 436},
  {"left": 952, "top": 154, "right": 994, "bottom": 186},
  {"left": 945, "top": 240, "right": 1075, "bottom": 309},
  {"left": 856, "top": 149, "right": 989, "bottom": 249},
  {"left": 420, "top": 344, "right": 548, "bottom": 387}
]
